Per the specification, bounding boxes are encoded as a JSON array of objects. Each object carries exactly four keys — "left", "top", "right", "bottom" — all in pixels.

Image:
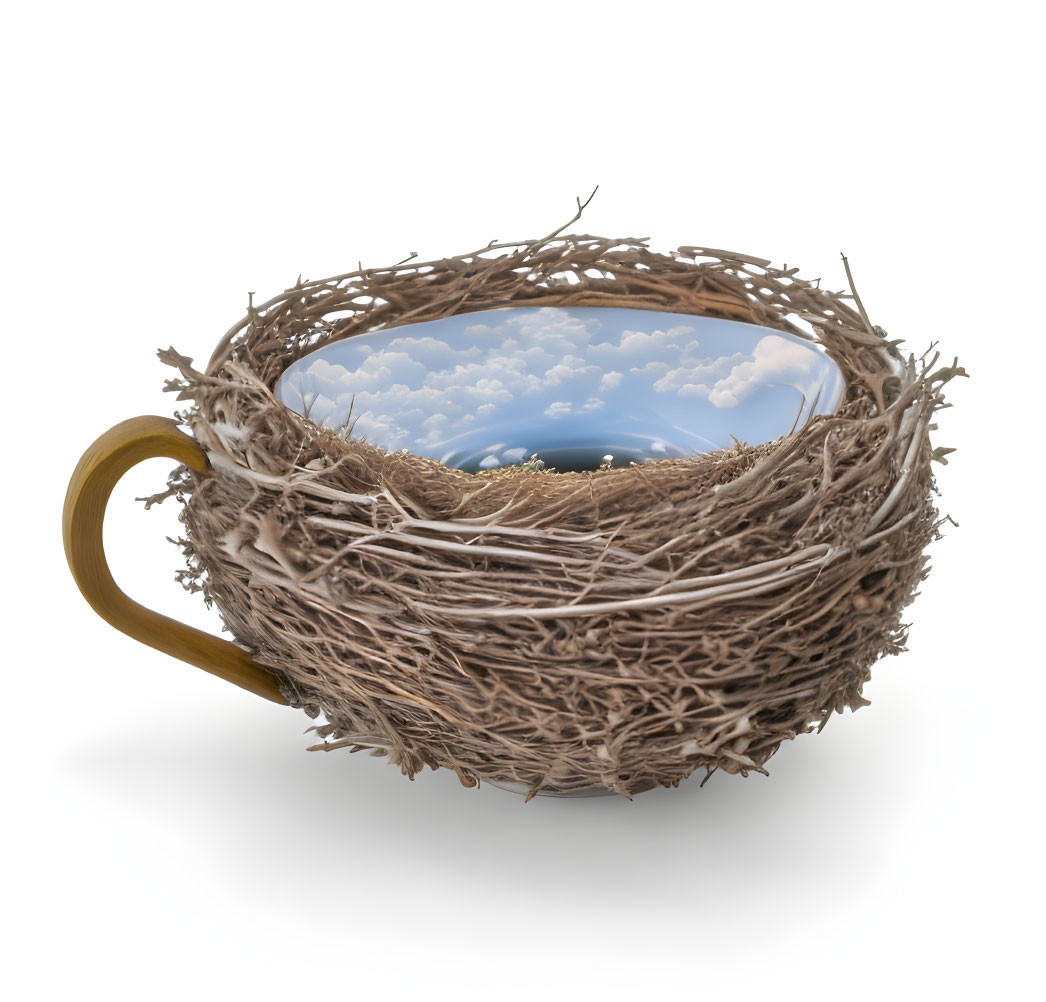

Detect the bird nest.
[{"left": 155, "top": 222, "right": 963, "bottom": 798}]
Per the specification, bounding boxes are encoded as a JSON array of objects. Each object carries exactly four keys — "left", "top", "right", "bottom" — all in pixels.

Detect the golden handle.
[{"left": 63, "top": 415, "right": 288, "bottom": 704}]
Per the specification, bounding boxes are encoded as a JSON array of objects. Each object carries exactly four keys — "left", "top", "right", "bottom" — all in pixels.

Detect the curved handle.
[{"left": 63, "top": 415, "right": 288, "bottom": 704}]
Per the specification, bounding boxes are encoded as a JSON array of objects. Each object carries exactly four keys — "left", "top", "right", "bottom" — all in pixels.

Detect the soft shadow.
[{"left": 65, "top": 702, "right": 911, "bottom": 919}]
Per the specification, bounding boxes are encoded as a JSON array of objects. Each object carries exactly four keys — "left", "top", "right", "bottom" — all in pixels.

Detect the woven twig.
[{"left": 158, "top": 226, "right": 963, "bottom": 798}]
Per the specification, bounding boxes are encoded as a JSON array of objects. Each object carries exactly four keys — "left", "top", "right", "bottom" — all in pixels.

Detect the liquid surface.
[{"left": 275, "top": 306, "right": 844, "bottom": 472}]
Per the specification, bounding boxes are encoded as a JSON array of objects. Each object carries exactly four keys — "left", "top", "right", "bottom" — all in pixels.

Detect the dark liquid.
[{"left": 449, "top": 437, "right": 689, "bottom": 474}]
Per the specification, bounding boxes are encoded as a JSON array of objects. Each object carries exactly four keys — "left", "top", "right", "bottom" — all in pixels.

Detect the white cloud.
[
  {"left": 349, "top": 410, "right": 412, "bottom": 450},
  {"left": 543, "top": 356, "right": 601, "bottom": 387},
  {"left": 423, "top": 357, "right": 540, "bottom": 394},
  {"left": 544, "top": 401, "right": 573, "bottom": 418},
  {"left": 676, "top": 383, "right": 713, "bottom": 399},
  {"left": 652, "top": 351, "right": 748, "bottom": 397},
  {"left": 599, "top": 370, "right": 623, "bottom": 391},
  {"left": 506, "top": 307, "right": 596, "bottom": 345},
  {"left": 304, "top": 357, "right": 348, "bottom": 381},
  {"left": 629, "top": 360, "right": 670, "bottom": 378},
  {"left": 592, "top": 325, "right": 698, "bottom": 361},
  {"left": 708, "top": 336, "right": 821, "bottom": 409},
  {"left": 381, "top": 335, "right": 480, "bottom": 369}
]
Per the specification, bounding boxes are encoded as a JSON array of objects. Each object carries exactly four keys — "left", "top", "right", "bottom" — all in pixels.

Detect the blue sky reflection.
[{"left": 275, "top": 306, "right": 844, "bottom": 472}]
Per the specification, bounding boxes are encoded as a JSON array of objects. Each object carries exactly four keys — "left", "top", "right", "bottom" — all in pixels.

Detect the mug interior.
[{"left": 275, "top": 306, "right": 844, "bottom": 472}]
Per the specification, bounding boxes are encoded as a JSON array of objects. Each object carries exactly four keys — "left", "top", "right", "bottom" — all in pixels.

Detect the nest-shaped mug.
[{"left": 63, "top": 234, "right": 962, "bottom": 798}]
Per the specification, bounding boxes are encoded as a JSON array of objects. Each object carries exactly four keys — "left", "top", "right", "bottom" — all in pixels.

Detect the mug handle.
[{"left": 62, "top": 415, "right": 288, "bottom": 704}]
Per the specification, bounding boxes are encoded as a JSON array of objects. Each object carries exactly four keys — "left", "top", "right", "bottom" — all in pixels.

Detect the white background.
[{"left": 2, "top": 2, "right": 1042, "bottom": 999}]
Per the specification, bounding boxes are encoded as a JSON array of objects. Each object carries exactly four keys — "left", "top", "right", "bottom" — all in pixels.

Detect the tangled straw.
[{"left": 152, "top": 220, "right": 963, "bottom": 797}]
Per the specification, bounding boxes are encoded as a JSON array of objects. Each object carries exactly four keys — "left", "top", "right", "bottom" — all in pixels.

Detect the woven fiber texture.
[{"left": 156, "top": 226, "right": 963, "bottom": 798}]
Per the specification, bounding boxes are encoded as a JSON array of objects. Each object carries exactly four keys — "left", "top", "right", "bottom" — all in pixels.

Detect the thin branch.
[
  {"left": 524, "top": 185, "right": 600, "bottom": 256},
  {"left": 840, "top": 252, "right": 875, "bottom": 337}
]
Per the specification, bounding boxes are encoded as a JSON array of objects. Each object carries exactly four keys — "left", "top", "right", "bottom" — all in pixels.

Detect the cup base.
[{"left": 487, "top": 780, "right": 616, "bottom": 799}]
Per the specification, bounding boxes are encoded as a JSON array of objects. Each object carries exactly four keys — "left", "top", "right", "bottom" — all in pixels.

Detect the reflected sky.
[{"left": 275, "top": 307, "right": 844, "bottom": 472}]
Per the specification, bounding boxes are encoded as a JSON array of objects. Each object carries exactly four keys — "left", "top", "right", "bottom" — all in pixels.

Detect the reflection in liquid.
[{"left": 276, "top": 307, "right": 844, "bottom": 473}]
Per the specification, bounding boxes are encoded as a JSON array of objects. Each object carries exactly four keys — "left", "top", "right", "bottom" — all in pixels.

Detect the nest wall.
[{"left": 156, "top": 230, "right": 962, "bottom": 798}]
